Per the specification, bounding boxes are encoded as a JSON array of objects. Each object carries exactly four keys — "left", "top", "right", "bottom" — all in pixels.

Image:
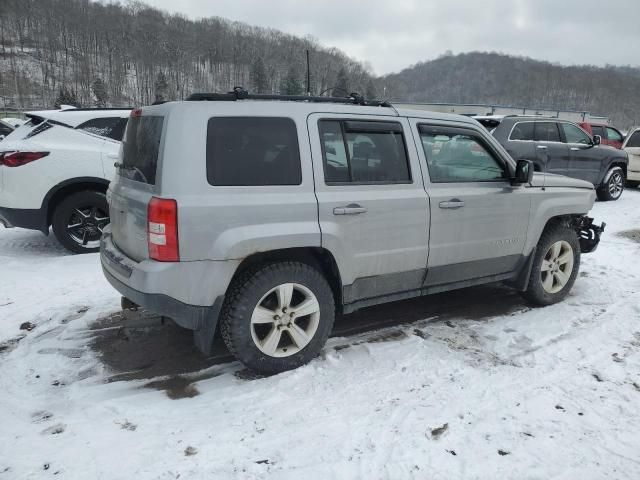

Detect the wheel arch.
[
  {"left": 230, "top": 247, "right": 343, "bottom": 310},
  {"left": 43, "top": 177, "right": 110, "bottom": 227}
]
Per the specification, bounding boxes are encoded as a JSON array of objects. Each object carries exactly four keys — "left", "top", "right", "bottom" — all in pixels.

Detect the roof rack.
[{"left": 186, "top": 87, "right": 392, "bottom": 107}]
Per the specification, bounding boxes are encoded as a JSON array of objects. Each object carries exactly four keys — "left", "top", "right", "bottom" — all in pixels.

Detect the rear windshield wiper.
[{"left": 114, "top": 162, "right": 148, "bottom": 183}]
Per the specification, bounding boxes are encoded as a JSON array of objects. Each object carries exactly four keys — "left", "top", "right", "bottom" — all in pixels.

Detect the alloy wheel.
[
  {"left": 540, "top": 240, "right": 574, "bottom": 294},
  {"left": 250, "top": 283, "right": 320, "bottom": 358},
  {"left": 608, "top": 172, "right": 624, "bottom": 199},
  {"left": 66, "top": 206, "right": 109, "bottom": 249}
]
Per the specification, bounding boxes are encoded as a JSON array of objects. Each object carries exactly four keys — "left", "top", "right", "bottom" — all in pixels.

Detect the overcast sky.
[{"left": 144, "top": 0, "right": 639, "bottom": 75}]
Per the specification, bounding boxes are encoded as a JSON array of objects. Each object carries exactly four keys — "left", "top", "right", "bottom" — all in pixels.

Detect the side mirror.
[
  {"left": 513, "top": 159, "right": 534, "bottom": 185},
  {"left": 0, "top": 135, "right": 5, "bottom": 141},
  {"left": 593, "top": 135, "right": 601, "bottom": 146}
]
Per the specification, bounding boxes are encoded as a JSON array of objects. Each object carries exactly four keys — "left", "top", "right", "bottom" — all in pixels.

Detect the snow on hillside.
[{"left": 0, "top": 191, "right": 639, "bottom": 479}]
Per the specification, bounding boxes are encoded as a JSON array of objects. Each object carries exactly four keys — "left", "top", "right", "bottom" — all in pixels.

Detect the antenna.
[{"left": 306, "top": 50, "right": 311, "bottom": 96}]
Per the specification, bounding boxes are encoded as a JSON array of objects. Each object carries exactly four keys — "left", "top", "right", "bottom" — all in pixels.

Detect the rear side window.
[
  {"left": 207, "top": 117, "right": 301, "bottom": 186},
  {"left": 319, "top": 120, "right": 410, "bottom": 184},
  {"left": 626, "top": 131, "right": 640, "bottom": 148},
  {"left": 77, "top": 117, "right": 128, "bottom": 141},
  {"left": 121, "top": 116, "right": 164, "bottom": 185},
  {"left": 534, "top": 122, "right": 561, "bottom": 142},
  {"left": 509, "top": 122, "right": 534, "bottom": 141}
]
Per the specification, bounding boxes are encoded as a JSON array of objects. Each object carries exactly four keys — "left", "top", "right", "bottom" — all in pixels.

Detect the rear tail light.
[
  {"left": 147, "top": 197, "right": 179, "bottom": 262},
  {"left": 0, "top": 151, "right": 49, "bottom": 167}
]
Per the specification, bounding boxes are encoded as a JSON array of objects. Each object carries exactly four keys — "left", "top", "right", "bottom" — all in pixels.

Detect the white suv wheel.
[{"left": 250, "top": 282, "right": 320, "bottom": 358}]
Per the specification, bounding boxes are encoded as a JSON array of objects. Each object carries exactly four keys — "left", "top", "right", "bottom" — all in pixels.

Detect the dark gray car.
[{"left": 476, "top": 116, "right": 629, "bottom": 201}]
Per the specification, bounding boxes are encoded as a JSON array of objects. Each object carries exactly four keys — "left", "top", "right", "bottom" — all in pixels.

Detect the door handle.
[
  {"left": 439, "top": 199, "right": 465, "bottom": 209},
  {"left": 106, "top": 153, "right": 119, "bottom": 159},
  {"left": 537, "top": 145, "right": 548, "bottom": 150},
  {"left": 570, "top": 147, "right": 580, "bottom": 151},
  {"left": 333, "top": 204, "right": 367, "bottom": 215}
]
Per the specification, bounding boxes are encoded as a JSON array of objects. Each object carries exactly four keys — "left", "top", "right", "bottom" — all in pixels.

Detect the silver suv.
[{"left": 101, "top": 91, "right": 605, "bottom": 374}]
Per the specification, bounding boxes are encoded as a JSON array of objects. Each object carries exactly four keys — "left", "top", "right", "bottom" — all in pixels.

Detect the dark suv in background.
[{"left": 476, "top": 116, "right": 629, "bottom": 201}]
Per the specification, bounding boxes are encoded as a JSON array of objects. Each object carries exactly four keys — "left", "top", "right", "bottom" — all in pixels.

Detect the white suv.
[{"left": 0, "top": 108, "right": 130, "bottom": 253}]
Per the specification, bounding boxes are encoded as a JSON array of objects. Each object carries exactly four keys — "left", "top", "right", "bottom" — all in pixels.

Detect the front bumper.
[
  {"left": 575, "top": 216, "right": 605, "bottom": 254},
  {"left": 0, "top": 206, "right": 48, "bottom": 232}
]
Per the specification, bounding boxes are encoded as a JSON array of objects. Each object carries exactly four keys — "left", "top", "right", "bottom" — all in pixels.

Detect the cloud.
[{"left": 143, "top": 0, "right": 640, "bottom": 75}]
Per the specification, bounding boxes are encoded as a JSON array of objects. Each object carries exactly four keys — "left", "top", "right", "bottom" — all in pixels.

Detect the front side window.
[
  {"left": 626, "top": 131, "right": 640, "bottom": 148},
  {"left": 534, "top": 122, "right": 561, "bottom": 142},
  {"left": 419, "top": 126, "right": 506, "bottom": 183},
  {"left": 606, "top": 127, "right": 623, "bottom": 143},
  {"left": 509, "top": 122, "right": 534, "bottom": 141},
  {"left": 319, "top": 120, "right": 410, "bottom": 184},
  {"left": 562, "top": 123, "right": 591, "bottom": 145},
  {"left": 207, "top": 117, "right": 301, "bottom": 186}
]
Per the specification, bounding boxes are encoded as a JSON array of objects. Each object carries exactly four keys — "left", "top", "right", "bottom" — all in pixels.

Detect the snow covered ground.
[{"left": 1, "top": 191, "right": 639, "bottom": 480}]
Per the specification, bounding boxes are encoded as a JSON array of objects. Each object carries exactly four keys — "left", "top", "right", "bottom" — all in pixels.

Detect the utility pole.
[{"left": 306, "top": 50, "right": 311, "bottom": 96}]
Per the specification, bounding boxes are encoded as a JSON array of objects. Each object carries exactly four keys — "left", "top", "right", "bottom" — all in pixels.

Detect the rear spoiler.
[{"left": 24, "top": 113, "right": 74, "bottom": 129}]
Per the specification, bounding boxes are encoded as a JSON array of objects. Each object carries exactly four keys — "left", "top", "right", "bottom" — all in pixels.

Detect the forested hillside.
[
  {"left": 1, "top": 2, "right": 639, "bottom": 128},
  {"left": 0, "top": 0, "right": 375, "bottom": 108},
  {"left": 382, "top": 52, "right": 640, "bottom": 128}
]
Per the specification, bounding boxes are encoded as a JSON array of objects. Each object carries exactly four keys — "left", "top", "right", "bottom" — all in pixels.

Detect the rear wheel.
[
  {"left": 521, "top": 223, "right": 580, "bottom": 306},
  {"left": 220, "top": 262, "right": 335, "bottom": 375},
  {"left": 597, "top": 167, "right": 624, "bottom": 201},
  {"left": 52, "top": 191, "right": 109, "bottom": 254}
]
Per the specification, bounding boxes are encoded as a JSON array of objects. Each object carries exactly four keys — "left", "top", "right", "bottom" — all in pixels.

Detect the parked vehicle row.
[
  {"left": 474, "top": 115, "right": 629, "bottom": 201},
  {"left": 0, "top": 108, "right": 130, "bottom": 252},
  {"left": 622, "top": 127, "right": 640, "bottom": 187},
  {"left": 100, "top": 92, "right": 604, "bottom": 374}
]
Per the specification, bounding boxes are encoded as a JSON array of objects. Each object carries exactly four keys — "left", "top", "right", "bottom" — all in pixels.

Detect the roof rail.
[
  {"left": 186, "top": 87, "right": 392, "bottom": 107},
  {"left": 57, "top": 107, "right": 133, "bottom": 112}
]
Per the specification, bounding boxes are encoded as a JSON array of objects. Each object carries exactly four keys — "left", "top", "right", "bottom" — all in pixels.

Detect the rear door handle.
[
  {"left": 333, "top": 204, "right": 367, "bottom": 215},
  {"left": 570, "top": 147, "right": 580, "bottom": 151},
  {"left": 537, "top": 145, "right": 548, "bottom": 150},
  {"left": 439, "top": 199, "right": 465, "bottom": 209}
]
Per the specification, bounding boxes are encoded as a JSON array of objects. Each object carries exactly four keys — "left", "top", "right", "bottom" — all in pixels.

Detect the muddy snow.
[{"left": 1, "top": 191, "right": 639, "bottom": 479}]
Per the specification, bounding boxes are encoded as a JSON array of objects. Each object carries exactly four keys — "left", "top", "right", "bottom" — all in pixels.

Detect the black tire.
[
  {"left": 597, "top": 166, "right": 625, "bottom": 201},
  {"left": 220, "top": 262, "right": 335, "bottom": 375},
  {"left": 51, "top": 190, "right": 109, "bottom": 254},
  {"left": 521, "top": 223, "right": 581, "bottom": 306}
]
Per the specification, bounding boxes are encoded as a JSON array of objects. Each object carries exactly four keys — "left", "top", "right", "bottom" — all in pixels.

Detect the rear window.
[
  {"left": 206, "top": 117, "right": 301, "bottom": 186},
  {"left": 120, "top": 116, "right": 164, "bottom": 185}
]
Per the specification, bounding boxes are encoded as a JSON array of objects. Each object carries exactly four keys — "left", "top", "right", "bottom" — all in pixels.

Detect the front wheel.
[
  {"left": 521, "top": 223, "right": 581, "bottom": 306},
  {"left": 51, "top": 191, "right": 109, "bottom": 254},
  {"left": 597, "top": 167, "right": 625, "bottom": 201},
  {"left": 220, "top": 262, "right": 335, "bottom": 375}
]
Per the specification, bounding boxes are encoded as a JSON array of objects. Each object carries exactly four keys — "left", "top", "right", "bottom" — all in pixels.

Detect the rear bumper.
[
  {"left": 100, "top": 228, "right": 238, "bottom": 332},
  {"left": 102, "top": 266, "right": 223, "bottom": 332},
  {"left": 0, "top": 206, "right": 47, "bottom": 232}
]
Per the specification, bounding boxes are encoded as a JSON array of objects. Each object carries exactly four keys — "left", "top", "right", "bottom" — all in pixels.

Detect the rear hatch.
[{"left": 109, "top": 111, "right": 165, "bottom": 262}]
